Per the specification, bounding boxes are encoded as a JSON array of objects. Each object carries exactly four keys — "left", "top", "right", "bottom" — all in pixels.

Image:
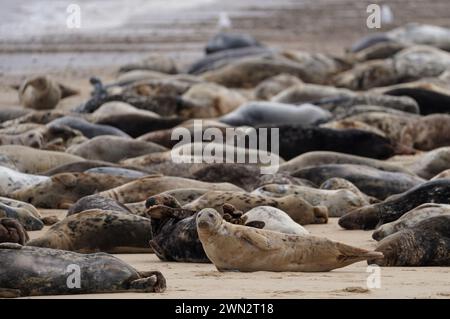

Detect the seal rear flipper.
[
  {"left": 336, "top": 242, "right": 384, "bottom": 264},
  {"left": 0, "top": 288, "right": 21, "bottom": 298},
  {"left": 133, "top": 271, "right": 167, "bottom": 293}
]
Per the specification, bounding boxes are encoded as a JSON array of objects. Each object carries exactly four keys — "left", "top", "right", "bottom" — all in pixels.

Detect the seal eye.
[{"left": 208, "top": 213, "right": 214, "bottom": 218}]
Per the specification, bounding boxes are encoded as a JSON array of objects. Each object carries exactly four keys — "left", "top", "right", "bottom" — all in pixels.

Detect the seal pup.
[
  {"left": 67, "top": 195, "right": 133, "bottom": 216},
  {"left": 11, "top": 172, "right": 135, "bottom": 209},
  {"left": 67, "top": 136, "right": 167, "bottom": 163},
  {"left": 0, "top": 166, "right": 49, "bottom": 196},
  {"left": 292, "top": 164, "right": 425, "bottom": 199},
  {"left": 0, "top": 129, "right": 44, "bottom": 148},
  {"left": 372, "top": 203, "right": 450, "bottom": 241},
  {"left": 197, "top": 209, "right": 383, "bottom": 272},
  {"left": 27, "top": 210, "right": 153, "bottom": 253},
  {"left": 338, "top": 179, "right": 450, "bottom": 230},
  {"left": 0, "top": 202, "right": 43, "bottom": 231},
  {"left": 368, "top": 216, "right": 450, "bottom": 266},
  {"left": 0, "top": 145, "right": 85, "bottom": 174},
  {"left": 0, "top": 218, "right": 29, "bottom": 245},
  {"left": 18, "top": 76, "right": 61, "bottom": 110},
  {"left": 0, "top": 244, "right": 165, "bottom": 297},
  {"left": 183, "top": 191, "right": 328, "bottom": 225},
  {"left": 252, "top": 183, "right": 369, "bottom": 217},
  {"left": 219, "top": 102, "right": 332, "bottom": 127},
  {"left": 98, "top": 175, "right": 244, "bottom": 204}
]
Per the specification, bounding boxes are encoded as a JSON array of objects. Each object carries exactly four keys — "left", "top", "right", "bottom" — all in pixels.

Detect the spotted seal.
[
  {"left": 27, "top": 209, "right": 153, "bottom": 253},
  {"left": 338, "top": 179, "right": 450, "bottom": 230},
  {"left": 368, "top": 215, "right": 450, "bottom": 266}
]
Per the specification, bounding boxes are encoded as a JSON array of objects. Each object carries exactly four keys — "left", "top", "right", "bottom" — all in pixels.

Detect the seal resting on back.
[
  {"left": 339, "top": 179, "right": 450, "bottom": 230},
  {"left": 368, "top": 216, "right": 450, "bottom": 266},
  {"left": 27, "top": 210, "right": 152, "bottom": 253},
  {"left": 196, "top": 209, "right": 383, "bottom": 272},
  {"left": 0, "top": 244, "right": 165, "bottom": 298}
]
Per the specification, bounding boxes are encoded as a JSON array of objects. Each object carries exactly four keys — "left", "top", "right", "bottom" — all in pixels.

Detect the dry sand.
[
  {"left": 23, "top": 210, "right": 450, "bottom": 299},
  {"left": 2, "top": 0, "right": 450, "bottom": 299}
]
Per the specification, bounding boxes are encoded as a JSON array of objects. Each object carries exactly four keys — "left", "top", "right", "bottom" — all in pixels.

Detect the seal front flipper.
[
  {"left": 238, "top": 229, "right": 280, "bottom": 251},
  {"left": 0, "top": 288, "right": 21, "bottom": 298},
  {"left": 245, "top": 221, "right": 265, "bottom": 229}
]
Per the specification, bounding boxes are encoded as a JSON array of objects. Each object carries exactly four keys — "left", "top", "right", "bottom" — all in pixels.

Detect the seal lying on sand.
[
  {"left": 338, "top": 179, "right": 450, "bottom": 230},
  {"left": 0, "top": 202, "right": 44, "bottom": 231},
  {"left": 372, "top": 203, "right": 450, "bottom": 241},
  {"left": 98, "top": 175, "right": 244, "bottom": 203},
  {"left": 219, "top": 102, "right": 331, "bottom": 127},
  {"left": 368, "top": 216, "right": 450, "bottom": 266},
  {"left": 67, "top": 136, "right": 167, "bottom": 163},
  {"left": 292, "top": 164, "right": 425, "bottom": 199},
  {"left": 0, "top": 244, "right": 165, "bottom": 298},
  {"left": 254, "top": 74, "right": 303, "bottom": 100},
  {"left": 279, "top": 151, "right": 413, "bottom": 175},
  {"left": 0, "top": 219, "right": 28, "bottom": 245},
  {"left": 12, "top": 172, "right": 134, "bottom": 209},
  {"left": 205, "top": 32, "right": 263, "bottom": 55},
  {"left": 252, "top": 183, "right": 369, "bottom": 217},
  {"left": 146, "top": 196, "right": 306, "bottom": 263},
  {"left": 258, "top": 125, "right": 405, "bottom": 160},
  {"left": 197, "top": 209, "right": 383, "bottom": 272},
  {"left": 27, "top": 210, "right": 153, "bottom": 253},
  {"left": 350, "top": 23, "right": 450, "bottom": 53},
  {"left": 18, "top": 76, "right": 62, "bottom": 110},
  {"left": 272, "top": 83, "right": 420, "bottom": 114},
  {"left": 183, "top": 191, "right": 328, "bottom": 225},
  {"left": 48, "top": 116, "right": 130, "bottom": 138},
  {"left": 0, "top": 145, "right": 85, "bottom": 174},
  {"left": 334, "top": 46, "right": 450, "bottom": 90},
  {"left": 0, "top": 166, "right": 49, "bottom": 196},
  {"left": 67, "top": 195, "right": 132, "bottom": 216}
]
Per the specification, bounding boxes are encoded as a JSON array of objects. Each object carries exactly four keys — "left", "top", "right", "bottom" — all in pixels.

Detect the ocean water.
[{"left": 0, "top": 0, "right": 217, "bottom": 40}]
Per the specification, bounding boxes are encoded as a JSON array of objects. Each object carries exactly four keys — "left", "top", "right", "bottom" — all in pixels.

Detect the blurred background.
[{"left": 1, "top": 0, "right": 450, "bottom": 80}]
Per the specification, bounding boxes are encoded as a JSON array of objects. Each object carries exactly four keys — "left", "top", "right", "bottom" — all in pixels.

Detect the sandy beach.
[
  {"left": 24, "top": 210, "right": 448, "bottom": 299},
  {"left": 2, "top": 0, "right": 450, "bottom": 299}
]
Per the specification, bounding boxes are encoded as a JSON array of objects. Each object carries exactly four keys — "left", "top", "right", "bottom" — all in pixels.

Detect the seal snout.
[{"left": 196, "top": 208, "right": 220, "bottom": 229}]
